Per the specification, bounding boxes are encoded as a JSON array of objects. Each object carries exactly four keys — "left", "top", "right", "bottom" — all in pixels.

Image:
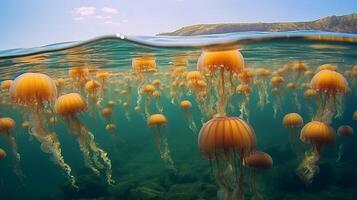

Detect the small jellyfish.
[
  {"left": 310, "top": 69, "right": 348, "bottom": 123},
  {"left": 282, "top": 113, "right": 304, "bottom": 158},
  {"left": 55, "top": 78, "right": 66, "bottom": 95},
  {"left": 0, "top": 148, "right": 6, "bottom": 159},
  {"left": 147, "top": 114, "right": 176, "bottom": 172},
  {"left": 236, "top": 84, "right": 252, "bottom": 120},
  {"left": 85, "top": 80, "right": 102, "bottom": 116},
  {"left": 138, "top": 84, "right": 155, "bottom": 118},
  {"left": 55, "top": 93, "right": 114, "bottom": 185},
  {"left": 352, "top": 110, "right": 357, "bottom": 121},
  {"left": 245, "top": 151, "right": 273, "bottom": 200},
  {"left": 296, "top": 121, "right": 335, "bottom": 184},
  {"left": 270, "top": 75, "right": 285, "bottom": 118},
  {"left": 336, "top": 125, "right": 353, "bottom": 162},
  {"left": 199, "top": 116, "right": 256, "bottom": 200},
  {"left": 69, "top": 66, "right": 89, "bottom": 89},
  {"left": 254, "top": 68, "right": 271, "bottom": 110},
  {"left": 10, "top": 72, "right": 76, "bottom": 187},
  {"left": 179, "top": 100, "right": 197, "bottom": 133},
  {"left": 0, "top": 117, "right": 22, "bottom": 176}
]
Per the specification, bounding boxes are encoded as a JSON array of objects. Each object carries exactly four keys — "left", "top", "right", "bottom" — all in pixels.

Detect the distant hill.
[{"left": 159, "top": 13, "right": 357, "bottom": 36}]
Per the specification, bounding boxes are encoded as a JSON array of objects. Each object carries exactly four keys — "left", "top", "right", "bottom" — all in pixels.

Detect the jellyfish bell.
[
  {"left": 283, "top": 113, "right": 303, "bottom": 129},
  {"left": 0, "top": 148, "right": 6, "bottom": 159},
  {"left": 353, "top": 111, "right": 357, "bottom": 121},
  {"left": 199, "top": 116, "right": 256, "bottom": 200},
  {"left": 316, "top": 64, "right": 338, "bottom": 73},
  {"left": 304, "top": 89, "right": 317, "bottom": 98},
  {"left": 180, "top": 100, "right": 192, "bottom": 109},
  {"left": 297, "top": 121, "right": 335, "bottom": 184},
  {"left": 245, "top": 151, "right": 273, "bottom": 170},
  {"left": 21, "top": 121, "right": 30, "bottom": 129},
  {"left": 107, "top": 100, "right": 116, "bottom": 107},
  {"left": 337, "top": 125, "right": 353, "bottom": 137},
  {"left": 0, "top": 117, "right": 16, "bottom": 133},
  {"left": 101, "top": 107, "right": 113, "bottom": 119},
  {"left": 1, "top": 80, "right": 13, "bottom": 91}
]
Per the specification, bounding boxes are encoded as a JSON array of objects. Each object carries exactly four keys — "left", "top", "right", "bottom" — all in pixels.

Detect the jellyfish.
[
  {"left": 236, "top": 84, "right": 252, "bottom": 120},
  {"left": 147, "top": 114, "right": 176, "bottom": 172},
  {"left": 0, "top": 148, "right": 6, "bottom": 159},
  {"left": 286, "top": 82, "right": 301, "bottom": 111},
  {"left": 55, "top": 78, "right": 66, "bottom": 95},
  {"left": 197, "top": 49, "right": 244, "bottom": 116},
  {"left": 153, "top": 90, "right": 163, "bottom": 113},
  {"left": 132, "top": 56, "right": 157, "bottom": 85},
  {"left": 293, "top": 61, "right": 308, "bottom": 81},
  {"left": 310, "top": 69, "right": 348, "bottom": 123},
  {"left": 1, "top": 80, "right": 13, "bottom": 104},
  {"left": 270, "top": 76, "right": 285, "bottom": 118},
  {"left": 101, "top": 107, "right": 117, "bottom": 134},
  {"left": 85, "top": 80, "right": 102, "bottom": 116},
  {"left": 316, "top": 64, "right": 338, "bottom": 73},
  {"left": 169, "top": 66, "right": 187, "bottom": 103},
  {"left": 199, "top": 116, "right": 256, "bottom": 200},
  {"left": 303, "top": 88, "right": 317, "bottom": 117},
  {"left": 254, "top": 68, "right": 271, "bottom": 110},
  {"left": 0, "top": 117, "right": 22, "bottom": 176},
  {"left": 69, "top": 66, "right": 89, "bottom": 90},
  {"left": 336, "top": 125, "right": 353, "bottom": 162},
  {"left": 179, "top": 100, "right": 197, "bottom": 133},
  {"left": 55, "top": 93, "right": 114, "bottom": 185},
  {"left": 244, "top": 151, "right": 273, "bottom": 200},
  {"left": 296, "top": 121, "right": 335, "bottom": 184},
  {"left": 9, "top": 73, "right": 76, "bottom": 187},
  {"left": 282, "top": 113, "right": 304, "bottom": 158},
  {"left": 138, "top": 84, "right": 156, "bottom": 118},
  {"left": 96, "top": 70, "right": 110, "bottom": 96}
]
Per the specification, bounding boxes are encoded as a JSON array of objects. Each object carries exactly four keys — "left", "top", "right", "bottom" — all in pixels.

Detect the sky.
[{"left": 0, "top": 0, "right": 356, "bottom": 50}]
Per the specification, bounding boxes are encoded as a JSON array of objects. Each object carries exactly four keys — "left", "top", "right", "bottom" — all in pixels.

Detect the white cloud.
[
  {"left": 104, "top": 21, "right": 121, "bottom": 26},
  {"left": 73, "top": 17, "right": 85, "bottom": 21},
  {"left": 95, "top": 15, "right": 112, "bottom": 19},
  {"left": 75, "top": 7, "right": 96, "bottom": 16},
  {"left": 102, "top": 7, "right": 119, "bottom": 14}
]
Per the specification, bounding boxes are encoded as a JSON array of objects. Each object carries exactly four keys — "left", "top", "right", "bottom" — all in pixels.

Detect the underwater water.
[{"left": 0, "top": 31, "right": 356, "bottom": 200}]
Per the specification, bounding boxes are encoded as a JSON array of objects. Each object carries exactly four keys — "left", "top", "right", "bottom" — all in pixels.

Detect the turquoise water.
[{"left": 0, "top": 31, "right": 356, "bottom": 200}]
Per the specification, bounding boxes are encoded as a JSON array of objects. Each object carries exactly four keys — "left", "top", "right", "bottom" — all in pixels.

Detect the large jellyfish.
[
  {"left": 296, "top": 121, "right": 335, "bottom": 184},
  {"left": 0, "top": 117, "right": 22, "bottom": 176},
  {"left": 199, "top": 116, "right": 256, "bottom": 200},
  {"left": 147, "top": 114, "right": 176, "bottom": 172},
  {"left": 244, "top": 151, "right": 273, "bottom": 200},
  {"left": 270, "top": 75, "right": 285, "bottom": 118},
  {"left": 55, "top": 93, "right": 114, "bottom": 185},
  {"left": 336, "top": 125, "right": 353, "bottom": 162},
  {"left": 254, "top": 68, "right": 271, "bottom": 110},
  {"left": 282, "top": 113, "right": 304, "bottom": 158},
  {"left": 9, "top": 72, "right": 76, "bottom": 187},
  {"left": 310, "top": 69, "right": 348, "bottom": 123},
  {"left": 197, "top": 49, "right": 244, "bottom": 116},
  {"left": 179, "top": 100, "right": 197, "bottom": 133}
]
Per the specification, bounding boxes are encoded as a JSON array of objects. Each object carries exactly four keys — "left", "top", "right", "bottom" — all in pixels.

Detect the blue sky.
[{"left": 0, "top": 0, "right": 356, "bottom": 50}]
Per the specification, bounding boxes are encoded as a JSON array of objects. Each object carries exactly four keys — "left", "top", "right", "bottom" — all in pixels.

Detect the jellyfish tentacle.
[
  {"left": 296, "top": 149, "right": 320, "bottom": 184},
  {"left": 336, "top": 144, "right": 344, "bottom": 162}
]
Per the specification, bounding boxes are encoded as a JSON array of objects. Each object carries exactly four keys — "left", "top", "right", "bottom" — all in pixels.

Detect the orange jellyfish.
[
  {"left": 336, "top": 125, "right": 353, "bottom": 162},
  {"left": 69, "top": 66, "right": 89, "bottom": 89},
  {"left": 199, "top": 116, "right": 256, "bottom": 200},
  {"left": 169, "top": 66, "right": 187, "bottom": 103},
  {"left": 138, "top": 84, "right": 155, "bottom": 117},
  {"left": 147, "top": 114, "right": 176, "bottom": 171},
  {"left": 55, "top": 93, "right": 114, "bottom": 185},
  {"left": 10, "top": 72, "right": 76, "bottom": 187},
  {"left": 0, "top": 148, "right": 6, "bottom": 159},
  {"left": 282, "top": 113, "right": 304, "bottom": 158},
  {"left": 310, "top": 69, "right": 348, "bottom": 123},
  {"left": 132, "top": 56, "right": 157, "bottom": 86},
  {"left": 245, "top": 151, "right": 273, "bottom": 200},
  {"left": 297, "top": 121, "right": 335, "bottom": 184},
  {"left": 85, "top": 80, "right": 102, "bottom": 116},
  {"left": 1, "top": 80, "right": 13, "bottom": 91},
  {"left": 197, "top": 49, "right": 244, "bottom": 116},
  {"left": 96, "top": 70, "right": 110, "bottom": 96},
  {"left": 55, "top": 78, "right": 66, "bottom": 95},
  {"left": 293, "top": 61, "right": 308, "bottom": 80},
  {"left": 270, "top": 75, "right": 285, "bottom": 117},
  {"left": 236, "top": 84, "right": 252, "bottom": 120},
  {"left": 101, "top": 107, "right": 117, "bottom": 134},
  {"left": 179, "top": 100, "right": 197, "bottom": 132},
  {"left": 0, "top": 117, "right": 22, "bottom": 176},
  {"left": 255, "top": 68, "right": 271, "bottom": 110}
]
